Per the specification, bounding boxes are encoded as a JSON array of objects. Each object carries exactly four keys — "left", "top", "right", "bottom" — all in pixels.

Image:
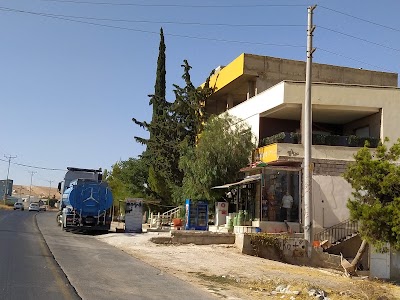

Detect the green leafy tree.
[
  {"left": 104, "top": 163, "right": 132, "bottom": 209},
  {"left": 164, "top": 61, "right": 214, "bottom": 204},
  {"left": 178, "top": 113, "right": 256, "bottom": 206},
  {"left": 131, "top": 29, "right": 215, "bottom": 208},
  {"left": 343, "top": 138, "right": 400, "bottom": 253}
]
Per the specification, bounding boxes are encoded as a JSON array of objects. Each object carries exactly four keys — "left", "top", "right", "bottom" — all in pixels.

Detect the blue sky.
[{"left": 0, "top": 0, "right": 399, "bottom": 187}]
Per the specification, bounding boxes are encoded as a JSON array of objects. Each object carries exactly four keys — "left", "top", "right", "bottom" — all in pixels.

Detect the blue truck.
[{"left": 57, "top": 167, "right": 113, "bottom": 232}]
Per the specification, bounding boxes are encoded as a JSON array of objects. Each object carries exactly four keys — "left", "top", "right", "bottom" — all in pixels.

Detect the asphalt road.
[
  {"left": 37, "top": 212, "right": 217, "bottom": 300},
  {"left": 0, "top": 209, "right": 80, "bottom": 300}
]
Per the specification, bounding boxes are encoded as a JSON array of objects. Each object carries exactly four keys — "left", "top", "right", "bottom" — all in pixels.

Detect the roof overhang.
[
  {"left": 211, "top": 174, "right": 261, "bottom": 189},
  {"left": 260, "top": 103, "right": 380, "bottom": 124}
]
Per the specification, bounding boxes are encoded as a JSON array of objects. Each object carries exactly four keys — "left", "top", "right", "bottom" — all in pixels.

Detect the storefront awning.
[{"left": 211, "top": 174, "right": 261, "bottom": 189}]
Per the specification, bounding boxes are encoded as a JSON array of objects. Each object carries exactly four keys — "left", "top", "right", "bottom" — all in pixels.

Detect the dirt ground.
[
  {"left": 95, "top": 228, "right": 400, "bottom": 300},
  {"left": 12, "top": 185, "right": 60, "bottom": 200}
]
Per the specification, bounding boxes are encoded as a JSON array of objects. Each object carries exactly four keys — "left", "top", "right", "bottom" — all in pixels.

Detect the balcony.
[
  {"left": 259, "top": 132, "right": 379, "bottom": 148},
  {"left": 254, "top": 132, "right": 380, "bottom": 165}
]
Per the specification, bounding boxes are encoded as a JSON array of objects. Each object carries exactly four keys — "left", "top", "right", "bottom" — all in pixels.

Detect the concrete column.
[
  {"left": 226, "top": 94, "right": 234, "bottom": 109},
  {"left": 255, "top": 77, "right": 264, "bottom": 95},
  {"left": 247, "top": 80, "right": 256, "bottom": 99}
]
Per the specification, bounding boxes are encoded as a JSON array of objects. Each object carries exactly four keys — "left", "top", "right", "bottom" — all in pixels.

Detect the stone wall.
[
  {"left": 313, "top": 159, "right": 350, "bottom": 176},
  {"left": 150, "top": 230, "right": 236, "bottom": 245},
  {"left": 235, "top": 233, "right": 343, "bottom": 270}
]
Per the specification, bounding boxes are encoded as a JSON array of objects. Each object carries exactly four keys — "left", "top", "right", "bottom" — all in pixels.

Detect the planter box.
[
  {"left": 261, "top": 132, "right": 299, "bottom": 147},
  {"left": 312, "top": 133, "right": 327, "bottom": 145},
  {"left": 325, "top": 135, "right": 348, "bottom": 146},
  {"left": 347, "top": 135, "right": 359, "bottom": 147},
  {"left": 347, "top": 136, "right": 379, "bottom": 148},
  {"left": 358, "top": 137, "right": 379, "bottom": 148}
]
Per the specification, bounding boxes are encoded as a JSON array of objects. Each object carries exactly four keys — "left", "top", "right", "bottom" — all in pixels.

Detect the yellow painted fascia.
[
  {"left": 255, "top": 144, "right": 278, "bottom": 163},
  {"left": 202, "top": 53, "right": 245, "bottom": 92}
]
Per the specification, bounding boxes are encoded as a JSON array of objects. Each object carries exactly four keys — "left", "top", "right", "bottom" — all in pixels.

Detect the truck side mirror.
[{"left": 57, "top": 182, "right": 62, "bottom": 193}]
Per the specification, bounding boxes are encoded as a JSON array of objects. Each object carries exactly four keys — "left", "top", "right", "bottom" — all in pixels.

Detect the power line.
[
  {"left": 0, "top": 157, "right": 66, "bottom": 171},
  {"left": 0, "top": 5, "right": 397, "bottom": 73},
  {"left": 3, "top": 10, "right": 305, "bottom": 28},
  {"left": 35, "top": 0, "right": 307, "bottom": 8},
  {"left": 319, "top": 5, "right": 400, "bottom": 34},
  {"left": 0, "top": 6, "right": 305, "bottom": 48},
  {"left": 318, "top": 48, "right": 396, "bottom": 73},
  {"left": 6, "top": 5, "right": 400, "bottom": 54},
  {"left": 319, "top": 26, "right": 400, "bottom": 53}
]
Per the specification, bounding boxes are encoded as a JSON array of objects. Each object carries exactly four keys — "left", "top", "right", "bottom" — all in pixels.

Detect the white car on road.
[
  {"left": 14, "top": 202, "right": 24, "bottom": 211},
  {"left": 28, "top": 203, "right": 40, "bottom": 212}
]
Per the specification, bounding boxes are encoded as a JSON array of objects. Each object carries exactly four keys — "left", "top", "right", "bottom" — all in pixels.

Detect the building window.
[{"left": 355, "top": 126, "right": 370, "bottom": 137}]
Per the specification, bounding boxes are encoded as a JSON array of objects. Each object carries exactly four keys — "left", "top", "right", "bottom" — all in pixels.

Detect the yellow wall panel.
[
  {"left": 206, "top": 53, "right": 245, "bottom": 91},
  {"left": 255, "top": 144, "right": 278, "bottom": 163}
]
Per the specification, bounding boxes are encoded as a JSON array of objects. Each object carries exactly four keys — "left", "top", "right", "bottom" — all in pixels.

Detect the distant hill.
[{"left": 12, "top": 185, "right": 61, "bottom": 200}]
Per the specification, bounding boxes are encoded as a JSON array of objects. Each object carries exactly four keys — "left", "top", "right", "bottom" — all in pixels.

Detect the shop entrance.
[{"left": 261, "top": 168, "right": 301, "bottom": 223}]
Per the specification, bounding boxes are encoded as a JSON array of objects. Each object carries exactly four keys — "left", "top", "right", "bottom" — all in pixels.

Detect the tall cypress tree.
[
  {"left": 132, "top": 28, "right": 172, "bottom": 204},
  {"left": 132, "top": 30, "right": 215, "bottom": 207}
]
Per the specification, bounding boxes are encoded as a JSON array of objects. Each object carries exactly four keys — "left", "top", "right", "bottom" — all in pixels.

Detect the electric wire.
[
  {"left": 6, "top": 5, "right": 396, "bottom": 55},
  {"left": 1, "top": 5, "right": 396, "bottom": 72},
  {"left": 4, "top": 6, "right": 398, "bottom": 55},
  {"left": 22, "top": 0, "right": 400, "bottom": 36},
  {"left": 0, "top": 5, "right": 396, "bottom": 73},
  {"left": 319, "top": 26, "right": 400, "bottom": 53},
  {"left": 0, "top": 6, "right": 306, "bottom": 48},
  {"left": 319, "top": 5, "right": 400, "bottom": 34},
  {"left": 32, "top": 0, "right": 308, "bottom": 8},
  {"left": 2, "top": 9, "right": 305, "bottom": 28},
  {"left": 0, "top": 157, "right": 66, "bottom": 171},
  {"left": 317, "top": 48, "right": 396, "bottom": 73}
]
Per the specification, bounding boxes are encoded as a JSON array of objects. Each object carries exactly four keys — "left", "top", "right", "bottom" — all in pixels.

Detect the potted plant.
[
  {"left": 289, "top": 132, "right": 301, "bottom": 144},
  {"left": 312, "top": 133, "right": 327, "bottom": 145},
  {"left": 367, "top": 137, "right": 380, "bottom": 148},
  {"left": 357, "top": 137, "right": 380, "bottom": 148},
  {"left": 347, "top": 135, "right": 359, "bottom": 147},
  {"left": 325, "top": 135, "right": 348, "bottom": 146},
  {"left": 273, "top": 132, "right": 286, "bottom": 143},
  {"left": 325, "top": 135, "right": 340, "bottom": 146},
  {"left": 261, "top": 136, "right": 273, "bottom": 147}
]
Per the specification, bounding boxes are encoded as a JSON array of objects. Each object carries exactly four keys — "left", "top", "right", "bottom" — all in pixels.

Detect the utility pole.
[
  {"left": 28, "top": 171, "right": 37, "bottom": 205},
  {"left": 3, "top": 154, "right": 17, "bottom": 204},
  {"left": 47, "top": 180, "right": 54, "bottom": 206},
  {"left": 303, "top": 5, "right": 316, "bottom": 257}
]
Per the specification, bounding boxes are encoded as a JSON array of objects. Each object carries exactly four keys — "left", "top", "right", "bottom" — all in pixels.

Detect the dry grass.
[
  {"left": 0, "top": 204, "right": 13, "bottom": 210},
  {"left": 190, "top": 271, "right": 399, "bottom": 300}
]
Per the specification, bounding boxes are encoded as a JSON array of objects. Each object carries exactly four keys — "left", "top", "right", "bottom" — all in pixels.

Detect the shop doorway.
[{"left": 261, "top": 168, "right": 301, "bottom": 222}]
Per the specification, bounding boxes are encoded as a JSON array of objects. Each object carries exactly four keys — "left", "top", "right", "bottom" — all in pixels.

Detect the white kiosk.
[{"left": 124, "top": 198, "right": 143, "bottom": 233}]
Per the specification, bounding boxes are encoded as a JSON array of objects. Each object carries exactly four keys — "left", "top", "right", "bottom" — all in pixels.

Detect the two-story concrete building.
[{"left": 207, "top": 53, "right": 399, "bottom": 239}]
